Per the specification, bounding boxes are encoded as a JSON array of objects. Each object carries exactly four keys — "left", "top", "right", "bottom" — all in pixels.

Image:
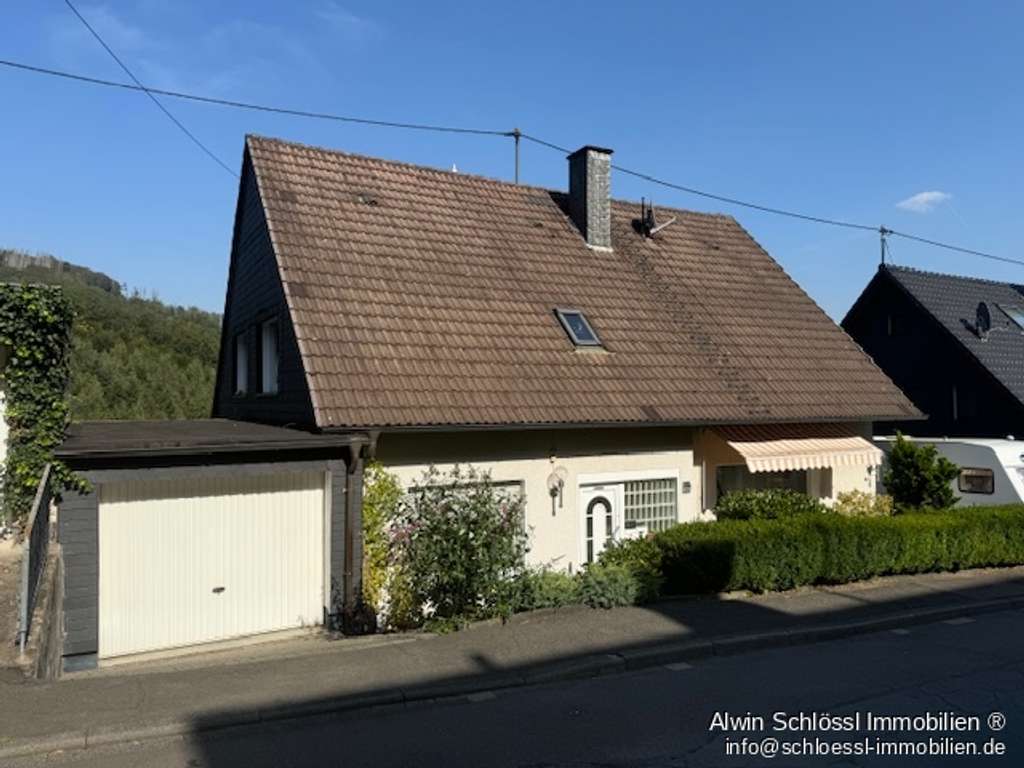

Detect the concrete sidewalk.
[{"left": 3, "top": 567, "right": 1024, "bottom": 759}]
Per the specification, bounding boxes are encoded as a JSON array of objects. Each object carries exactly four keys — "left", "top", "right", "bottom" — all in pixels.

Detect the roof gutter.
[
  {"left": 319, "top": 412, "right": 925, "bottom": 436},
  {"left": 56, "top": 434, "right": 372, "bottom": 462}
]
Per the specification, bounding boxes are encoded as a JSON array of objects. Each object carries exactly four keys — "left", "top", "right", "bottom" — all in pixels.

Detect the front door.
[{"left": 579, "top": 484, "right": 624, "bottom": 565}]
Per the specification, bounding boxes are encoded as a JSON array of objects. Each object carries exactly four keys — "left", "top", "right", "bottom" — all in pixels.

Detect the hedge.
[{"left": 624, "top": 506, "right": 1024, "bottom": 595}]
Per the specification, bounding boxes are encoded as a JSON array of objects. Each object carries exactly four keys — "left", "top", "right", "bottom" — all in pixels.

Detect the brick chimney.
[{"left": 567, "top": 145, "right": 613, "bottom": 249}]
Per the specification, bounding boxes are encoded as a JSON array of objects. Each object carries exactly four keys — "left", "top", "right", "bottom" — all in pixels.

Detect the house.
[
  {"left": 212, "top": 135, "right": 917, "bottom": 573},
  {"left": 843, "top": 264, "right": 1024, "bottom": 438}
]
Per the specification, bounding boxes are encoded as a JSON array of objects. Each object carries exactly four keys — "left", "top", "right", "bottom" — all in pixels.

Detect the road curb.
[{"left": 2, "top": 594, "right": 1021, "bottom": 761}]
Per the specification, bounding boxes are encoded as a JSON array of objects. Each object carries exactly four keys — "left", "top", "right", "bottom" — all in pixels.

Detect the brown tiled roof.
[{"left": 245, "top": 135, "right": 919, "bottom": 430}]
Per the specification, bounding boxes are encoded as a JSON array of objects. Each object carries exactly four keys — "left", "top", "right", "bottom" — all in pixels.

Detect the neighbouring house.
[
  {"left": 843, "top": 264, "right": 1024, "bottom": 438},
  {"left": 212, "top": 135, "right": 918, "bottom": 574}
]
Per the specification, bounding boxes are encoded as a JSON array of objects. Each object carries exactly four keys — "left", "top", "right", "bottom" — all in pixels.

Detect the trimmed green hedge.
[
  {"left": 714, "top": 488, "right": 825, "bottom": 520},
  {"left": 617, "top": 506, "right": 1024, "bottom": 595}
]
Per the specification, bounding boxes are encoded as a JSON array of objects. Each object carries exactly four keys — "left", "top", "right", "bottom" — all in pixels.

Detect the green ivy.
[{"left": 0, "top": 283, "right": 78, "bottom": 527}]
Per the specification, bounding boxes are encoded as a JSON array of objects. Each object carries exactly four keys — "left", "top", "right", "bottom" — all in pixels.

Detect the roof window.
[
  {"left": 555, "top": 309, "right": 602, "bottom": 348},
  {"left": 999, "top": 304, "right": 1024, "bottom": 330}
]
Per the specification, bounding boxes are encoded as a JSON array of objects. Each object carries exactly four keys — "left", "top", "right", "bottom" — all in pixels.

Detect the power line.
[
  {"left": 521, "top": 133, "right": 876, "bottom": 232},
  {"left": 0, "top": 58, "right": 514, "bottom": 139},
  {"left": 2, "top": 54, "right": 1019, "bottom": 267},
  {"left": 886, "top": 229, "right": 1024, "bottom": 267},
  {"left": 519, "top": 133, "right": 1021, "bottom": 265},
  {"left": 62, "top": 0, "right": 237, "bottom": 178}
]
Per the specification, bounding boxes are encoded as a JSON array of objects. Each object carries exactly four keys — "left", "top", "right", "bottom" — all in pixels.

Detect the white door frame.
[{"left": 578, "top": 483, "right": 625, "bottom": 565}]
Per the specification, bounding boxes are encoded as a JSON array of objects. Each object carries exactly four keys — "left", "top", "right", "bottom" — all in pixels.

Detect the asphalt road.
[{"left": 15, "top": 608, "right": 1024, "bottom": 768}]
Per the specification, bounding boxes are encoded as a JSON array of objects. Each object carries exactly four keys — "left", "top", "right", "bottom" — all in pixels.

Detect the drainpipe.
[{"left": 341, "top": 434, "right": 374, "bottom": 633}]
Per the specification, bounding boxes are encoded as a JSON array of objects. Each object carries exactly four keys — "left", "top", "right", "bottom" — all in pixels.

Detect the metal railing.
[{"left": 17, "top": 464, "right": 52, "bottom": 654}]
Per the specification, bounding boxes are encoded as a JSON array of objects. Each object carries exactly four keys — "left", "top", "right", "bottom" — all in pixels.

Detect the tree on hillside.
[{"left": 0, "top": 252, "right": 221, "bottom": 421}]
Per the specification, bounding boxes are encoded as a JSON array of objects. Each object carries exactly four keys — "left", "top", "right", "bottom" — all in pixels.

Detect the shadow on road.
[{"left": 185, "top": 570, "right": 1024, "bottom": 767}]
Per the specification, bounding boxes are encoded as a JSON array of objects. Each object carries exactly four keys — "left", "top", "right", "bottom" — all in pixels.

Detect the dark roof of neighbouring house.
[
  {"left": 57, "top": 419, "right": 367, "bottom": 460},
  {"left": 242, "top": 135, "right": 919, "bottom": 430},
  {"left": 875, "top": 264, "right": 1024, "bottom": 406}
]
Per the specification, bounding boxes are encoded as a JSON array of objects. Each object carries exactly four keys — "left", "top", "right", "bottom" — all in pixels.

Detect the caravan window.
[{"left": 958, "top": 468, "right": 994, "bottom": 495}]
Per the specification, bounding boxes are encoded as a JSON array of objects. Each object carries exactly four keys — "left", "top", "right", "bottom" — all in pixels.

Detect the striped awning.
[{"left": 714, "top": 424, "right": 882, "bottom": 473}]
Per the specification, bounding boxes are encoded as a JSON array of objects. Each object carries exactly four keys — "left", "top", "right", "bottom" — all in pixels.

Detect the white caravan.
[{"left": 875, "top": 436, "right": 1024, "bottom": 506}]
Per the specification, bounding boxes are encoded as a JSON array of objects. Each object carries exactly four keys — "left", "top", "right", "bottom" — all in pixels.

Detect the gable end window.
[
  {"left": 233, "top": 333, "right": 248, "bottom": 395},
  {"left": 259, "top": 319, "right": 279, "bottom": 395},
  {"left": 958, "top": 467, "right": 994, "bottom": 495},
  {"left": 554, "top": 308, "right": 602, "bottom": 347}
]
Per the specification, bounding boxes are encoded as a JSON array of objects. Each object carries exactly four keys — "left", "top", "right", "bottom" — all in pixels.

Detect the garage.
[
  {"left": 98, "top": 471, "right": 326, "bottom": 658},
  {"left": 55, "top": 420, "right": 369, "bottom": 671}
]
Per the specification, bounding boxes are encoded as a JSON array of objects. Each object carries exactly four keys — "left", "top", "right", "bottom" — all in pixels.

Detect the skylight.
[
  {"left": 555, "top": 309, "right": 602, "bottom": 347},
  {"left": 999, "top": 304, "right": 1024, "bottom": 330}
]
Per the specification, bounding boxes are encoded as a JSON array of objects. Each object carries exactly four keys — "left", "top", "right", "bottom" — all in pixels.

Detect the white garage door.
[{"left": 98, "top": 471, "right": 325, "bottom": 658}]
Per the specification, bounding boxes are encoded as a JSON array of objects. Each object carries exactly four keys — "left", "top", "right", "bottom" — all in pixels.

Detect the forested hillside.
[{"left": 0, "top": 249, "right": 221, "bottom": 420}]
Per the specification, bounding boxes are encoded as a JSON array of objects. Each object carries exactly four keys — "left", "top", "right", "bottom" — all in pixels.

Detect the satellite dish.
[{"left": 977, "top": 302, "right": 992, "bottom": 339}]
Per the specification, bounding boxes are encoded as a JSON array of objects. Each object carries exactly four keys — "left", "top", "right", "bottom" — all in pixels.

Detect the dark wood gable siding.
[
  {"left": 212, "top": 153, "right": 315, "bottom": 427},
  {"left": 842, "top": 272, "right": 1024, "bottom": 438}
]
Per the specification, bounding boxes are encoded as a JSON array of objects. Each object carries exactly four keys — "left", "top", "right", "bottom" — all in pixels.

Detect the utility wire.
[
  {"left": 519, "top": 133, "right": 1022, "bottom": 264},
  {"left": 0, "top": 59, "right": 514, "bottom": 139},
  {"left": 62, "top": 0, "right": 237, "bottom": 178},
  {"left": 886, "top": 230, "right": 1024, "bottom": 267},
  {"left": 521, "top": 133, "right": 876, "bottom": 232},
  {"left": 3, "top": 54, "right": 1019, "bottom": 266}
]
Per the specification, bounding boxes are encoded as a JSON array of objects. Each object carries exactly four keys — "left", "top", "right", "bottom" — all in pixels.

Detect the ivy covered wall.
[{"left": 0, "top": 284, "right": 75, "bottom": 527}]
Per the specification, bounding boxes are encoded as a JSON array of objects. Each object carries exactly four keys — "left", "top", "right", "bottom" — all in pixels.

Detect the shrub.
[
  {"left": 362, "top": 462, "right": 403, "bottom": 618},
  {"left": 883, "top": 433, "right": 959, "bottom": 511},
  {"left": 577, "top": 562, "right": 639, "bottom": 609},
  {"left": 597, "top": 537, "right": 664, "bottom": 602},
  {"left": 715, "top": 489, "right": 826, "bottom": 521},
  {"left": 651, "top": 505, "right": 1024, "bottom": 595},
  {"left": 511, "top": 568, "right": 579, "bottom": 612},
  {"left": 390, "top": 466, "right": 529, "bottom": 623},
  {"left": 834, "top": 490, "right": 894, "bottom": 518}
]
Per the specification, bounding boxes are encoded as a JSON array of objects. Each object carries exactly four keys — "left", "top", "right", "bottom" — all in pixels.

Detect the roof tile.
[{"left": 246, "top": 135, "right": 918, "bottom": 429}]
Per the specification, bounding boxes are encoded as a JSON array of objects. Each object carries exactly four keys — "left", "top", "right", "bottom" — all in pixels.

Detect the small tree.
[
  {"left": 882, "top": 433, "right": 959, "bottom": 511},
  {"left": 362, "top": 462, "right": 403, "bottom": 615},
  {"left": 390, "top": 466, "right": 529, "bottom": 623}
]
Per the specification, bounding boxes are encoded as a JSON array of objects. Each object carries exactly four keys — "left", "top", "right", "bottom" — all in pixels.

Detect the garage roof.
[{"left": 56, "top": 419, "right": 367, "bottom": 460}]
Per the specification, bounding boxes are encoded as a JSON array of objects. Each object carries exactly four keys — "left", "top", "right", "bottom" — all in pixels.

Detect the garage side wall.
[{"left": 58, "top": 486, "right": 98, "bottom": 665}]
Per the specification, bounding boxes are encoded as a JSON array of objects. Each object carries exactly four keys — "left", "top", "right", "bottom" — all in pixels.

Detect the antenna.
[
  {"left": 642, "top": 200, "right": 677, "bottom": 237},
  {"left": 513, "top": 127, "right": 521, "bottom": 184}
]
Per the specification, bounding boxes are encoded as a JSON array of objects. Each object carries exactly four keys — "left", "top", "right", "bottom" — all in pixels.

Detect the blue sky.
[{"left": 2, "top": 2, "right": 1021, "bottom": 318}]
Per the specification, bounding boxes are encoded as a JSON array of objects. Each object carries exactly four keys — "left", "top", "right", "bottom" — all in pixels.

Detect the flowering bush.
[
  {"left": 390, "top": 466, "right": 530, "bottom": 623},
  {"left": 834, "top": 490, "right": 894, "bottom": 517}
]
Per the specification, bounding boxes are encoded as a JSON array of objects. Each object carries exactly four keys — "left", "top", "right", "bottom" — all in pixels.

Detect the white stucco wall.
[
  {"left": 377, "top": 427, "right": 702, "bottom": 573},
  {"left": 377, "top": 423, "right": 880, "bottom": 573}
]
